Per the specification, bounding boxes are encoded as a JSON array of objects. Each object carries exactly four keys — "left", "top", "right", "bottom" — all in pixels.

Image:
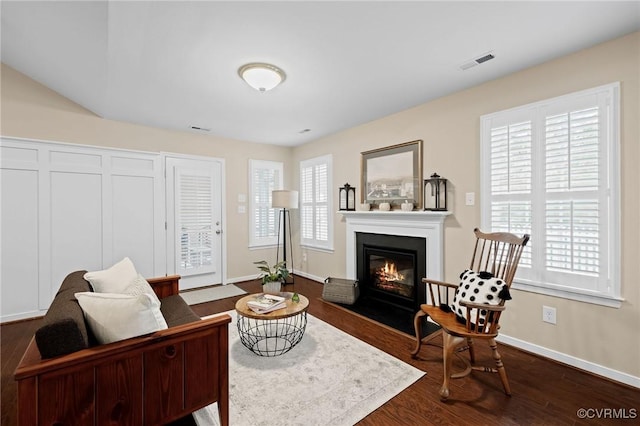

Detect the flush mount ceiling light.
[{"left": 238, "top": 62, "right": 286, "bottom": 92}]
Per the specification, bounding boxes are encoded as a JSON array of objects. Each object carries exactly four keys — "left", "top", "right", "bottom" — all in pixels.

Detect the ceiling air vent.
[
  {"left": 459, "top": 51, "right": 495, "bottom": 71},
  {"left": 476, "top": 53, "right": 495, "bottom": 64}
]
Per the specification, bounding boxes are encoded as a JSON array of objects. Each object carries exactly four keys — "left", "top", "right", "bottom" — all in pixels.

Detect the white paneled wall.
[
  {"left": 1, "top": 165, "right": 40, "bottom": 317},
  {"left": 0, "top": 138, "right": 165, "bottom": 322}
]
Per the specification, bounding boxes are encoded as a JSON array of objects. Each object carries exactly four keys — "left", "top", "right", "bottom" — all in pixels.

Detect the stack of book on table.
[{"left": 247, "top": 293, "right": 286, "bottom": 314}]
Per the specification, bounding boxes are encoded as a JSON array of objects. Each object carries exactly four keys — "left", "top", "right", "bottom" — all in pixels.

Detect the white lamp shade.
[
  {"left": 238, "top": 63, "right": 286, "bottom": 92},
  {"left": 272, "top": 190, "right": 299, "bottom": 209}
]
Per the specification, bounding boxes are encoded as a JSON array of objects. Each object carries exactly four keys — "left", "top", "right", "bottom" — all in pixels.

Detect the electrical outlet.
[
  {"left": 302, "top": 252, "right": 307, "bottom": 262},
  {"left": 542, "top": 305, "right": 557, "bottom": 324}
]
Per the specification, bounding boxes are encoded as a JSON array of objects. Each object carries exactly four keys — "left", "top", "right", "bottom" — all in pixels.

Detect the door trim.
[{"left": 162, "top": 152, "right": 226, "bottom": 288}]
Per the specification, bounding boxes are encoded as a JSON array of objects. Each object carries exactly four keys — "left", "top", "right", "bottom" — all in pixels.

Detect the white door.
[{"left": 166, "top": 156, "right": 223, "bottom": 290}]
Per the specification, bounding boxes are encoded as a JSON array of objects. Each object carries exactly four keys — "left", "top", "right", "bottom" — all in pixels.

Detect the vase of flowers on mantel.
[{"left": 254, "top": 260, "right": 290, "bottom": 295}]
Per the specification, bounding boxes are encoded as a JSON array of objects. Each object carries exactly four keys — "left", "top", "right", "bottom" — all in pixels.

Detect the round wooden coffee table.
[{"left": 235, "top": 292, "right": 309, "bottom": 356}]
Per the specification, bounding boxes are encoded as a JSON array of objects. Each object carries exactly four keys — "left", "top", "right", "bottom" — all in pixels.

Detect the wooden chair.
[{"left": 411, "top": 228, "right": 530, "bottom": 401}]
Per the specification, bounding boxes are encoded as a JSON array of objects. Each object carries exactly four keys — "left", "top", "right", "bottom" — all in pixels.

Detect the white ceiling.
[{"left": 2, "top": 1, "right": 639, "bottom": 147}]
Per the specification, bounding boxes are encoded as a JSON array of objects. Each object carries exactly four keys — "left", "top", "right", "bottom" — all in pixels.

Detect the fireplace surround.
[
  {"left": 343, "top": 210, "right": 450, "bottom": 303},
  {"left": 341, "top": 211, "right": 449, "bottom": 334}
]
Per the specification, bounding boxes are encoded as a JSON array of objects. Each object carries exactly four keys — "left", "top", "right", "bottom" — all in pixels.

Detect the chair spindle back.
[{"left": 470, "top": 228, "right": 530, "bottom": 288}]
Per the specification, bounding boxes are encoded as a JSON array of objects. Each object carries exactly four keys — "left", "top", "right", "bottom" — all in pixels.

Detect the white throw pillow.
[
  {"left": 84, "top": 257, "right": 138, "bottom": 293},
  {"left": 75, "top": 291, "right": 168, "bottom": 344},
  {"left": 124, "top": 273, "right": 161, "bottom": 305}
]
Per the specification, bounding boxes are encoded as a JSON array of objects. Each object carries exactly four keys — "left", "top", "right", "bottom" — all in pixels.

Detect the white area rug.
[
  {"left": 179, "top": 284, "right": 246, "bottom": 305},
  {"left": 194, "top": 310, "right": 425, "bottom": 426}
]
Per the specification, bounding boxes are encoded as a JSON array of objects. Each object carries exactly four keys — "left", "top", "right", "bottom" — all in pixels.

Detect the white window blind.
[
  {"left": 481, "top": 83, "right": 620, "bottom": 307},
  {"left": 176, "top": 171, "right": 214, "bottom": 275},
  {"left": 545, "top": 107, "right": 600, "bottom": 276},
  {"left": 249, "top": 160, "right": 283, "bottom": 247},
  {"left": 300, "top": 155, "right": 333, "bottom": 251}
]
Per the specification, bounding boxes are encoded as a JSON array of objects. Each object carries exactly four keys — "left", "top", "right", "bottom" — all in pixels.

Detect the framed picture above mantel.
[{"left": 361, "top": 140, "right": 423, "bottom": 209}]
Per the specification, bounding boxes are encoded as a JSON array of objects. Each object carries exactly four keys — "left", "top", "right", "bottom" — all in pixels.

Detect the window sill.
[
  {"left": 512, "top": 280, "right": 623, "bottom": 308},
  {"left": 248, "top": 243, "right": 278, "bottom": 250},
  {"left": 300, "top": 244, "right": 334, "bottom": 254}
]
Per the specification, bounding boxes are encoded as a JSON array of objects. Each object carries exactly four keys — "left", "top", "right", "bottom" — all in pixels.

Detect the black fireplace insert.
[{"left": 356, "top": 232, "right": 426, "bottom": 312}]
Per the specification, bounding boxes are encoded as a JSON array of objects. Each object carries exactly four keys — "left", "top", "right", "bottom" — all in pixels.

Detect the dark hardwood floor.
[{"left": 2, "top": 277, "right": 638, "bottom": 425}]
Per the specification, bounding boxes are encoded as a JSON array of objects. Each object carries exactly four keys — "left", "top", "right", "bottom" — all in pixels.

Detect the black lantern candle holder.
[
  {"left": 424, "top": 173, "right": 448, "bottom": 211},
  {"left": 339, "top": 183, "right": 356, "bottom": 211}
]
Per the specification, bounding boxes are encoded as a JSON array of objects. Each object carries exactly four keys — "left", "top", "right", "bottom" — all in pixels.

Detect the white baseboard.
[
  {"left": 497, "top": 334, "right": 640, "bottom": 389},
  {"left": 224, "top": 274, "right": 257, "bottom": 285},
  {"left": 1, "top": 310, "right": 46, "bottom": 323},
  {"left": 292, "top": 270, "right": 326, "bottom": 284},
  {"left": 225, "top": 272, "right": 325, "bottom": 285}
]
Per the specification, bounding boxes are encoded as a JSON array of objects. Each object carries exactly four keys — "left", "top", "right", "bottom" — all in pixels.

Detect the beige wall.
[
  {"left": 293, "top": 32, "right": 640, "bottom": 379},
  {"left": 2, "top": 31, "right": 638, "bottom": 380},
  {"left": 0, "top": 63, "right": 292, "bottom": 280}
]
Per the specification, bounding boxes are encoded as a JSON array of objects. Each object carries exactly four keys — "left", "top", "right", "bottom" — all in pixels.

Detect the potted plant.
[{"left": 254, "top": 260, "right": 290, "bottom": 294}]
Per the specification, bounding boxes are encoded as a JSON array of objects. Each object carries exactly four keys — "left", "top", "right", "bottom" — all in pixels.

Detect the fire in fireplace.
[{"left": 370, "top": 254, "right": 414, "bottom": 298}]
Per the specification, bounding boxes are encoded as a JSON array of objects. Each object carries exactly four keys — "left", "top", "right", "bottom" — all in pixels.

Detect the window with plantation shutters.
[
  {"left": 300, "top": 155, "right": 333, "bottom": 251},
  {"left": 177, "top": 172, "right": 214, "bottom": 273},
  {"left": 249, "top": 160, "right": 283, "bottom": 248},
  {"left": 488, "top": 120, "right": 534, "bottom": 268},
  {"left": 480, "top": 83, "right": 620, "bottom": 307},
  {"left": 545, "top": 107, "right": 601, "bottom": 276}
]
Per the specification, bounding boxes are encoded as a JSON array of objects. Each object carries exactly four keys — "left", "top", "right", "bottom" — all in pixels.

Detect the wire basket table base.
[{"left": 236, "top": 312, "right": 308, "bottom": 356}]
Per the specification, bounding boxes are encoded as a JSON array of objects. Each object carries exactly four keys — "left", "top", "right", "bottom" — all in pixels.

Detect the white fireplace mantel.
[{"left": 341, "top": 210, "right": 451, "bottom": 287}]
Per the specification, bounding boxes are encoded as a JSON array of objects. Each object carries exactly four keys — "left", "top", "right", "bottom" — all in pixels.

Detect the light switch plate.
[{"left": 465, "top": 192, "right": 475, "bottom": 206}]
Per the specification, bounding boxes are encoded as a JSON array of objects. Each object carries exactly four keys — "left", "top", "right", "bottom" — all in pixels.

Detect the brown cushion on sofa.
[
  {"left": 35, "top": 270, "right": 93, "bottom": 358},
  {"left": 160, "top": 295, "right": 200, "bottom": 327},
  {"left": 35, "top": 318, "right": 87, "bottom": 359}
]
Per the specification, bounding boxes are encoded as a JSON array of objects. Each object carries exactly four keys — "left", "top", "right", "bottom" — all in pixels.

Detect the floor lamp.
[{"left": 272, "top": 190, "right": 298, "bottom": 287}]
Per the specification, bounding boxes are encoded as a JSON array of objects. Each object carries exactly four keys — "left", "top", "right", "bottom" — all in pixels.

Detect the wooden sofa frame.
[{"left": 14, "top": 275, "right": 231, "bottom": 425}]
